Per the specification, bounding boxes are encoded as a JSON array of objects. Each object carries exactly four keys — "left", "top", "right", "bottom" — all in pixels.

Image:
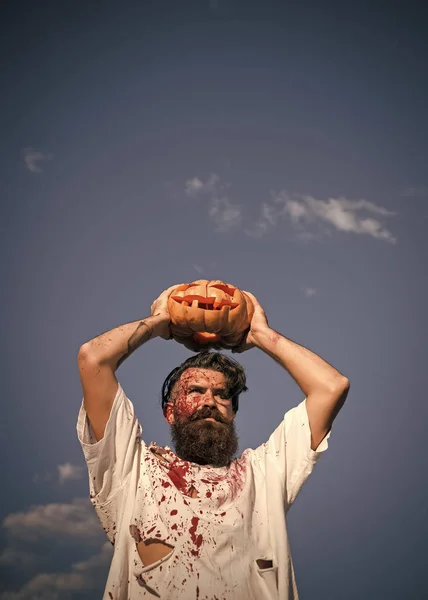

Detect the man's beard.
[{"left": 170, "top": 406, "right": 239, "bottom": 468}]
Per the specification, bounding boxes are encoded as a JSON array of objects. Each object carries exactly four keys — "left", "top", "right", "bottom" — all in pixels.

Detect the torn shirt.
[{"left": 77, "top": 383, "right": 330, "bottom": 599}]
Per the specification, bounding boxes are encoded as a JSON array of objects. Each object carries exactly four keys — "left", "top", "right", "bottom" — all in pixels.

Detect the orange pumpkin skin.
[{"left": 168, "top": 279, "right": 254, "bottom": 351}]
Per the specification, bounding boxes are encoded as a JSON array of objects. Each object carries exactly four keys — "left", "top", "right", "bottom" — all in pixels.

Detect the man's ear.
[{"left": 164, "top": 402, "right": 175, "bottom": 425}]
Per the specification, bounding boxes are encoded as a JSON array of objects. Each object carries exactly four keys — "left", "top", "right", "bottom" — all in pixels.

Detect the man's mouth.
[
  {"left": 190, "top": 409, "right": 226, "bottom": 424},
  {"left": 195, "top": 416, "right": 222, "bottom": 423}
]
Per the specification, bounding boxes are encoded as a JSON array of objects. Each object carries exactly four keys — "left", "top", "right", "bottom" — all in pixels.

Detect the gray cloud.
[
  {"left": 23, "top": 148, "right": 53, "bottom": 173},
  {"left": 401, "top": 186, "right": 428, "bottom": 199},
  {"left": 0, "top": 498, "right": 109, "bottom": 599},
  {"left": 57, "top": 463, "right": 85, "bottom": 485},
  {"left": 33, "top": 471, "right": 55, "bottom": 485},
  {"left": 0, "top": 543, "right": 112, "bottom": 600},
  {"left": 0, "top": 548, "right": 39, "bottom": 570}
]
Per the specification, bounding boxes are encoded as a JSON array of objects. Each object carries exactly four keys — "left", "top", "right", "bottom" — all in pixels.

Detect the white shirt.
[{"left": 77, "top": 383, "right": 330, "bottom": 599}]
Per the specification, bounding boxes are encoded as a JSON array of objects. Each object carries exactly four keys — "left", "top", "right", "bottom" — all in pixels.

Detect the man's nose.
[{"left": 201, "top": 390, "right": 216, "bottom": 406}]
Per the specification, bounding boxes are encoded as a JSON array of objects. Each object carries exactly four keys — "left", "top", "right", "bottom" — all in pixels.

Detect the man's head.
[{"left": 161, "top": 351, "right": 248, "bottom": 467}]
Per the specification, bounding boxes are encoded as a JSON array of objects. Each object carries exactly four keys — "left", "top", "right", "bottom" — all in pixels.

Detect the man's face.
[{"left": 165, "top": 368, "right": 238, "bottom": 467}]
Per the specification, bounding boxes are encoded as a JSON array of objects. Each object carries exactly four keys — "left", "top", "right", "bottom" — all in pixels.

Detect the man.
[{"left": 77, "top": 286, "right": 350, "bottom": 599}]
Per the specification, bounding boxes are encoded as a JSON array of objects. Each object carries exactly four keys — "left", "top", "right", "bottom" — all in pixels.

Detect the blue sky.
[{"left": 1, "top": 1, "right": 427, "bottom": 598}]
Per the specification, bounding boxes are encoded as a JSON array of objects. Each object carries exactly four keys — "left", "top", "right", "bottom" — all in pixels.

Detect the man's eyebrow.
[{"left": 188, "top": 385, "right": 227, "bottom": 392}]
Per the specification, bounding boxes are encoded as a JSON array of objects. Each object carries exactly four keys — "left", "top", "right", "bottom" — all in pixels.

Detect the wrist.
[
  {"left": 251, "top": 325, "right": 277, "bottom": 349},
  {"left": 148, "top": 312, "right": 170, "bottom": 338}
]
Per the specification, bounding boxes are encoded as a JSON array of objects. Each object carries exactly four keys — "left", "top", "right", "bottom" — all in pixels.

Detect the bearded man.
[{"left": 77, "top": 286, "right": 350, "bottom": 599}]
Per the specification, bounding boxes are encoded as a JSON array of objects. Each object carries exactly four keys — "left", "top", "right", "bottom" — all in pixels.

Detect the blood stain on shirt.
[
  {"left": 189, "top": 516, "right": 203, "bottom": 556},
  {"left": 167, "top": 463, "right": 190, "bottom": 492}
]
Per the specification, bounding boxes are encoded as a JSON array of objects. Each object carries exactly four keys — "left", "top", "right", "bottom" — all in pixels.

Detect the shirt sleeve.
[
  {"left": 76, "top": 382, "right": 142, "bottom": 506},
  {"left": 253, "top": 398, "right": 331, "bottom": 509}
]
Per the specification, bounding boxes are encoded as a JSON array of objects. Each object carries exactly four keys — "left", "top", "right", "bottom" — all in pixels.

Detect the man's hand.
[
  {"left": 232, "top": 291, "right": 269, "bottom": 353},
  {"left": 151, "top": 284, "right": 182, "bottom": 340}
]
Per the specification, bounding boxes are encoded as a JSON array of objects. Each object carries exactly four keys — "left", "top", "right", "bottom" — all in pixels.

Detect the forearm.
[
  {"left": 252, "top": 326, "right": 348, "bottom": 397},
  {"left": 78, "top": 314, "right": 167, "bottom": 371}
]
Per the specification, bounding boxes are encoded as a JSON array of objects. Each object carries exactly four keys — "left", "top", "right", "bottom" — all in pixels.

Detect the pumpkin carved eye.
[{"left": 211, "top": 283, "right": 236, "bottom": 295}]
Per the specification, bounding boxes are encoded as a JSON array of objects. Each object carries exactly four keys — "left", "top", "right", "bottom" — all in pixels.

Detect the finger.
[
  {"left": 159, "top": 284, "right": 179, "bottom": 297},
  {"left": 244, "top": 291, "right": 265, "bottom": 312},
  {"left": 153, "top": 285, "right": 181, "bottom": 306},
  {"left": 242, "top": 290, "right": 255, "bottom": 301}
]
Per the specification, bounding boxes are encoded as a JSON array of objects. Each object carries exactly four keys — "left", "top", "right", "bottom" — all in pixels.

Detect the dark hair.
[{"left": 161, "top": 350, "right": 248, "bottom": 414}]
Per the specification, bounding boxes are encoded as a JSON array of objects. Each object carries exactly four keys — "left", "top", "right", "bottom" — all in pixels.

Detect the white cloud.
[
  {"left": 185, "top": 173, "right": 220, "bottom": 196},
  {"left": 249, "top": 191, "right": 397, "bottom": 244},
  {"left": 23, "top": 148, "right": 53, "bottom": 173},
  {"left": 57, "top": 463, "right": 85, "bottom": 485},
  {"left": 184, "top": 175, "right": 397, "bottom": 243},
  {"left": 192, "top": 264, "right": 204, "bottom": 274},
  {"left": 303, "top": 287, "right": 317, "bottom": 297},
  {"left": 2, "top": 497, "right": 102, "bottom": 542},
  {"left": 284, "top": 199, "right": 310, "bottom": 222},
  {"left": 209, "top": 197, "right": 242, "bottom": 232},
  {"left": 33, "top": 462, "right": 85, "bottom": 486},
  {"left": 185, "top": 174, "right": 242, "bottom": 233}
]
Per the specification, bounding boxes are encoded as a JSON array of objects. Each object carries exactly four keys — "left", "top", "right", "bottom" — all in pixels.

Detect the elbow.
[
  {"left": 334, "top": 377, "right": 350, "bottom": 408},
  {"left": 77, "top": 343, "right": 90, "bottom": 361},
  {"left": 325, "top": 375, "right": 350, "bottom": 396},
  {"left": 338, "top": 376, "right": 350, "bottom": 391},
  {"left": 77, "top": 342, "right": 98, "bottom": 366}
]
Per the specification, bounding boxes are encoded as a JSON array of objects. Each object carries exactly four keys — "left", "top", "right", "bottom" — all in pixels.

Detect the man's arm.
[
  {"left": 237, "top": 292, "right": 350, "bottom": 450},
  {"left": 77, "top": 287, "right": 175, "bottom": 442}
]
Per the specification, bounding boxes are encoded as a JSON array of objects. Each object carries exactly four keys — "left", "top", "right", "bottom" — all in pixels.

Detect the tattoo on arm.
[{"left": 116, "top": 321, "right": 153, "bottom": 369}]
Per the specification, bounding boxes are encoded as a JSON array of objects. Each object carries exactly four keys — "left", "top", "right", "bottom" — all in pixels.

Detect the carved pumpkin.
[{"left": 168, "top": 279, "right": 254, "bottom": 351}]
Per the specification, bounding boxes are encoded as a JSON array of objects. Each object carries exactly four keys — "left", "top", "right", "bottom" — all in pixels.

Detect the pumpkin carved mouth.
[
  {"left": 171, "top": 283, "right": 239, "bottom": 311},
  {"left": 172, "top": 295, "right": 239, "bottom": 310}
]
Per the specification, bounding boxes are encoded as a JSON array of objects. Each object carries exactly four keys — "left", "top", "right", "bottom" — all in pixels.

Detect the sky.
[{"left": 1, "top": 0, "right": 427, "bottom": 598}]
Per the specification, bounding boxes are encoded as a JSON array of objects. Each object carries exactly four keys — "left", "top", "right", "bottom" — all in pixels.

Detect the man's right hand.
[{"left": 151, "top": 284, "right": 182, "bottom": 340}]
